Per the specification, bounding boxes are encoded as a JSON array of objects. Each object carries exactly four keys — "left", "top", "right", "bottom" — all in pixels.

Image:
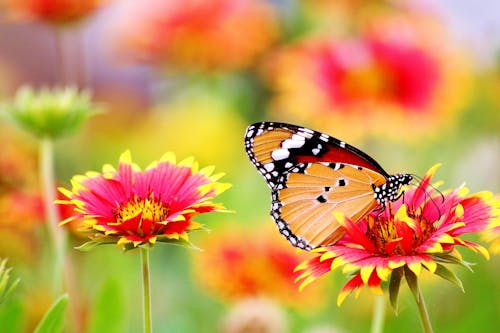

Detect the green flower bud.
[{"left": 3, "top": 86, "right": 100, "bottom": 139}]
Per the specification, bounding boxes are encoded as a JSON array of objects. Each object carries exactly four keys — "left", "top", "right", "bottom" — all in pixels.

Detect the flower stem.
[
  {"left": 370, "top": 295, "right": 386, "bottom": 333},
  {"left": 413, "top": 280, "right": 434, "bottom": 333},
  {"left": 141, "top": 247, "right": 152, "bottom": 333},
  {"left": 40, "top": 137, "right": 66, "bottom": 296}
]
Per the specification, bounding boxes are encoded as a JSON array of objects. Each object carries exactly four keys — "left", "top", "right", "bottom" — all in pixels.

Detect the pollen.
[{"left": 114, "top": 195, "right": 169, "bottom": 224}]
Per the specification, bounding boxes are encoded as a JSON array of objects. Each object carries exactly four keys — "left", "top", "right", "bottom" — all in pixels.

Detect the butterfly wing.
[
  {"left": 244, "top": 122, "right": 389, "bottom": 189},
  {"left": 272, "top": 162, "right": 387, "bottom": 250}
]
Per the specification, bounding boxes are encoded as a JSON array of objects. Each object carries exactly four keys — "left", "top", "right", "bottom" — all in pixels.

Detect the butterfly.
[{"left": 244, "top": 122, "right": 413, "bottom": 250}]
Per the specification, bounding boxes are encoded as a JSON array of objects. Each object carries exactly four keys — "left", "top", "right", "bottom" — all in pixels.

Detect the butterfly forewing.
[
  {"left": 244, "top": 122, "right": 389, "bottom": 189},
  {"left": 272, "top": 163, "right": 387, "bottom": 249}
]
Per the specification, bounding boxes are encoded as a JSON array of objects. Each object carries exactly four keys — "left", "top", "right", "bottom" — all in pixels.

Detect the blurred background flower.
[
  {"left": 106, "top": 0, "right": 279, "bottom": 72},
  {"left": 192, "top": 225, "right": 327, "bottom": 309},
  {"left": 263, "top": 12, "right": 469, "bottom": 142},
  {"left": 222, "top": 297, "right": 287, "bottom": 333},
  {"left": 2, "top": 0, "right": 107, "bottom": 24}
]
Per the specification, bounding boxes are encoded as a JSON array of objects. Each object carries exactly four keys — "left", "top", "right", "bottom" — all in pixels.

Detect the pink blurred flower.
[
  {"left": 263, "top": 17, "right": 469, "bottom": 141},
  {"left": 107, "top": 0, "right": 279, "bottom": 72}
]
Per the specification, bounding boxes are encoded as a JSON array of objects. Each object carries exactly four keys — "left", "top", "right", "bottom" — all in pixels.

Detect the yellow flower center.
[{"left": 114, "top": 196, "right": 169, "bottom": 224}]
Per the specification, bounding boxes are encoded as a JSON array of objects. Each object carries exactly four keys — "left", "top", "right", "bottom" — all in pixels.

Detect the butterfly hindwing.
[
  {"left": 244, "top": 122, "right": 389, "bottom": 189},
  {"left": 271, "top": 162, "right": 387, "bottom": 250}
]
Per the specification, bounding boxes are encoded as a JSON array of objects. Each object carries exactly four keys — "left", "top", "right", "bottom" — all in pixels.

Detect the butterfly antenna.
[{"left": 411, "top": 174, "right": 443, "bottom": 218}]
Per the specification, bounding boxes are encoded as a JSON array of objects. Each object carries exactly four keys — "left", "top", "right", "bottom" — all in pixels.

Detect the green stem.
[
  {"left": 141, "top": 247, "right": 152, "bottom": 333},
  {"left": 370, "top": 295, "right": 386, "bottom": 333},
  {"left": 39, "top": 137, "right": 66, "bottom": 296},
  {"left": 413, "top": 280, "right": 434, "bottom": 333}
]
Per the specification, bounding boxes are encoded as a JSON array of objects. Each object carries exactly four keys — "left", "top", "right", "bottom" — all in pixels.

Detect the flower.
[
  {"left": 263, "top": 16, "right": 469, "bottom": 141},
  {"left": 3, "top": 86, "right": 99, "bottom": 139},
  {"left": 295, "top": 164, "right": 496, "bottom": 306},
  {"left": 480, "top": 196, "right": 500, "bottom": 254},
  {"left": 57, "top": 150, "right": 231, "bottom": 250},
  {"left": 2, "top": 0, "right": 106, "bottom": 24},
  {"left": 0, "top": 123, "right": 38, "bottom": 191},
  {"left": 0, "top": 190, "right": 44, "bottom": 263},
  {"left": 192, "top": 226, "right": 326, "bottom": 308},
  {"left": 106, "top": 0, "right": 279, "bottom": 72}
]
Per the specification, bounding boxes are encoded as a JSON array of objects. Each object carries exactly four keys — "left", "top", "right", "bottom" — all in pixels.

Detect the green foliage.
[
  {"left": 33, "top": 294, "right": 69, "bottom": 333},
  {"left": 87, "top": 279, "right": 125, "bottom": 333},
  {"left": 0, "top": 259, "right": 20, "bottom": 305}
]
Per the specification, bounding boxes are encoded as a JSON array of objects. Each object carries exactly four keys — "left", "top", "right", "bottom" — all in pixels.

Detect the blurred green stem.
[
  {"left": 413, "top": 280, "right": 433, "bottom": 333},
  {"left": 370, "top": 295, "right": 385, "bottom": 333},
  {"left": 141, "top": 247, "right": 152, "bottom": 333},
  {"left": 40, "top": 137, "right": 66, "bottom": 296}
]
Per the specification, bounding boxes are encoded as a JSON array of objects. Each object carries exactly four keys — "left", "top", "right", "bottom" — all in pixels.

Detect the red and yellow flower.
[
  {"left": 296, "top": 164, "right": 496, "bottom": 306},
  {"left": 106, "top": 0, "right": 279, "bottom": 72},
  {"left": 57, "top": 150, "right": 231, "bottom": 249},
  {"left": 481, "top": 195, "right": 500, "bottom": 254}
]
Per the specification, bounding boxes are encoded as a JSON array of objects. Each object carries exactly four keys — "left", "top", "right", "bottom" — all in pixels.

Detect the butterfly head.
[{"left": 374, "top": 173, "right": 413, "bottom": 205}]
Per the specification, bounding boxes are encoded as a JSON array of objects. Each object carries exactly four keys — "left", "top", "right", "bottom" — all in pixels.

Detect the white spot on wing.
[
  {"left": 272, "top": 149, "right": 290, "bottom": 161},
  {"left": 282, "top": 138, "right": 305, "bottom": 149},
  {"left": 264, "top": 163, "right": 275, "bottom": 172}
]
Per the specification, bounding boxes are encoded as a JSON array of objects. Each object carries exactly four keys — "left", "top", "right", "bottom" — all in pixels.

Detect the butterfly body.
[{"left": 245, "top": 122, "right": 412, "bottom": 250}]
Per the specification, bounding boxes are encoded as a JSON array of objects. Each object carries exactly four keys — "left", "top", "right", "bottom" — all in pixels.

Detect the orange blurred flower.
[
  {"left": 263, "top": 15, "right": 469, "bottom": 142},
  {"left": 0, "top": 124, "right": 38, "bottom": 191},
  {"left": 107, "top": 0, "right": 279, "bottom": 72},
  {"left": 2, "top": 0, "right": 106, "bottom": 24},
  {"left": 192, "top": 226, "right": 326, "bottom": 309},
  {"left": 0, "top": 190, "right": 44, "bottom": 262}
]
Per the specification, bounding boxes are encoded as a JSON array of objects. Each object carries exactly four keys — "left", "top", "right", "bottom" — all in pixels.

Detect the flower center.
[
  {"left": 366, "top": 210, "right": 435, "bottom": 256},
  {"left": 114, "top": 195, "right": 169, "bottom": 225}
]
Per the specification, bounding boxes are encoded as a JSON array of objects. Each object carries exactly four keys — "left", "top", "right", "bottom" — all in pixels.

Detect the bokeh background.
[{"left": 0, "top": 0, "right": 499, "bottom": 332}]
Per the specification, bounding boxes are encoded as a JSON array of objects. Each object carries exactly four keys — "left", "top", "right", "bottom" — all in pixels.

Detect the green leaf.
[
  {"left": 34, "top": 294, "right": 69, "bottom": 333},
  {"left": 404, "top": 266, "right": 419, "bottom": 301},
  {"left": 432, "top": 254, "right": 474, "bottom": 271},
  {"left": 87, "top": 279, "right": 125, "bottom": 333},
  {"left": 434, "top": 264, "right": 464, "bottom": 292},
  {"left": 0, "top": 298, "right": 25, "bottom": 332},
  {"left": 389, "top": 267, "right": 404, "bottom": 313},
  {"left": 74, "top": 240, "right": 116, "bottom": 252}
]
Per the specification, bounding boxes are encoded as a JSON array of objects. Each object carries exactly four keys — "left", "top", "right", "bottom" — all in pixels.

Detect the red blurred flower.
[
  {"left": 107, "top": 0, "right": 279, "bottom": 72},
  {"left": 192, "top": 226, "right": 326, "bottom": 308},
  {"left": 263, "top": 17, "right": 469, "bottom": 141},
  {"left": 3, "top": 0, "right": 106, "bottom": 24},
  {"left": 57, "top": 150, "right": 231, "bottom": 249},
  {"left": 296, "top": 165, "right": 495, "bottom": 306}
]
